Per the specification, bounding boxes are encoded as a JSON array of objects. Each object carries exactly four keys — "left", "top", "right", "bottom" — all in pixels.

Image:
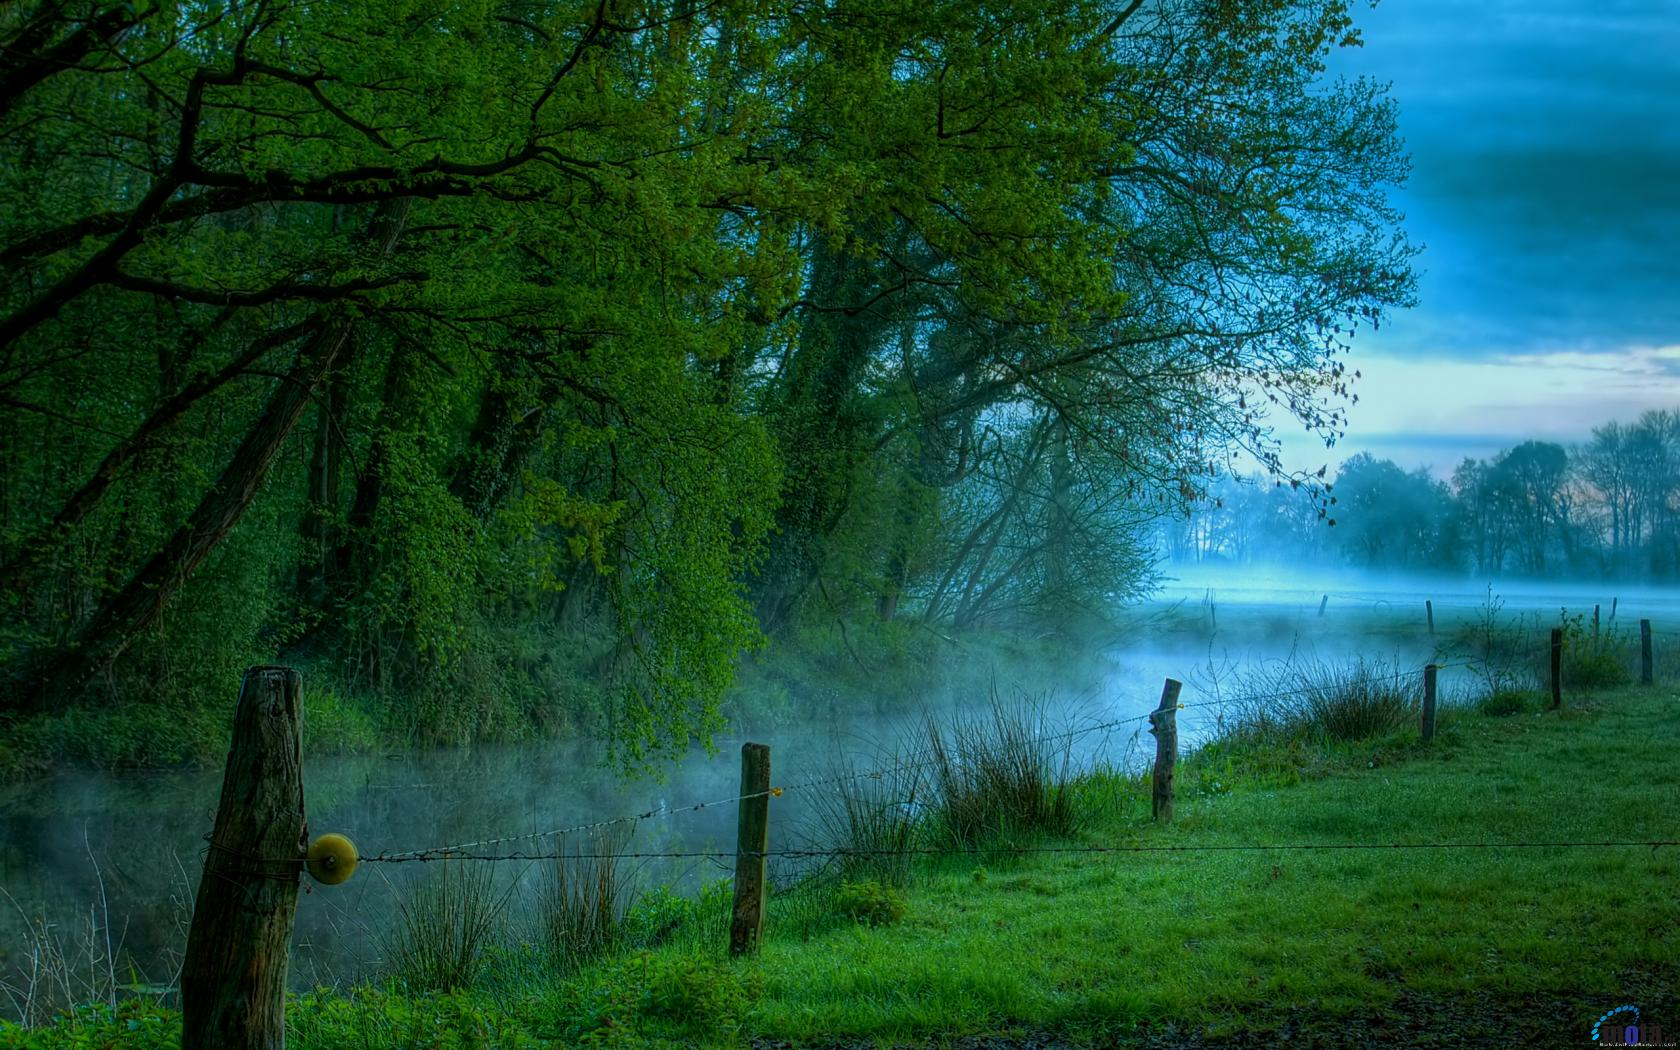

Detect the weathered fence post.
[
  {"left": 1641, "top": 619, "right": 1654, "bottom": 686},
  {"left": 1426, "top": 600, "right": 1435, "bottom": 637},
  {"left": 1611, "top": 596, "right": 1619, "bottom": 621},
  {"left": 1318, "top": 595, "right": 1328, "bottom": 617},
  {"left": 182, "top": 667, "right": 306, "bottom": 1050},
  {"left": 1149, "top": 679, "right": 1182, "bottom": 823},
  {"left": 1421, "top": 664, "right": 1438, "bottom": 742},
  {"left": 1593, "top": 604, "right": 1601, "bottom": 636},
  {"left": 1550, "top": 628, "right": 1563, "bottom": 710},
  {"left": 730, "top": 742, "right": 771, "bottom": 957}
]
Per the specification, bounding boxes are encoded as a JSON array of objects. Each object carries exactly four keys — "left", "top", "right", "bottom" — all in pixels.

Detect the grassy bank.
[{"left": 6, "top": 674, "right": 1675, "bottom": 1048}]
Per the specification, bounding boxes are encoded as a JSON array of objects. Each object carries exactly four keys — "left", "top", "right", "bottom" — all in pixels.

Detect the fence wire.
[{"left": 268, "top": 655, "right": 1505, "bottom": 866}]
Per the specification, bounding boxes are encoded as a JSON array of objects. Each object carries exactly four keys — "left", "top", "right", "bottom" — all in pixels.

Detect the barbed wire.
[
  {"left": 352, "top": 838, "right": 1680, "bottom": 865},
  {"left": 334, "top": 656, "right": 1490, "bottom": 865}
]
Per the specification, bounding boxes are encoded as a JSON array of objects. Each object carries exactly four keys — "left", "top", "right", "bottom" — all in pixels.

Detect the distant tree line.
[
  {"left": 0, "top": 0, "right": 1411, "bottom": 763},
  {"left": 1161, "top": 409, "right": 1680, "bottom": 580}
]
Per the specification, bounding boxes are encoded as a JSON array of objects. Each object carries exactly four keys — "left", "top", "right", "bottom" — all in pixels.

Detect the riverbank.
[{"left": 5, "top": 676, "right": 1674, "bottom": 1048}]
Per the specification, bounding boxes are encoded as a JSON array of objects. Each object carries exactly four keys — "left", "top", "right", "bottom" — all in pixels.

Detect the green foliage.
[
  {"left": 833, "top": 880, "right": 908, "bottom": 928},
  {"left": 0, "top": 1001, "right": 178, "bottom": 1050},
  {"left": 1557, "top": 610, "right": 1634, "bottom": 689},
  {"left": 0, "top": 0, "right": 1414, "bottom": 774},
  {"left": 384, "top": 862, "right": 511, "bottom": 993},
  {"left": 633, "top": 953, "right": 760, "bottom": 1038},
  {"left": 1216, "top": 657, "right": 1420, "bottom": 746},
  {"left": 924, "top": 693, "right": 1080, "bottom": 848},
  {"left": 1478, "top": 689, "right": 1538, "bottom": 717},
  {"left": 539, "top": 829, "right": 633, "bottom": 973}
]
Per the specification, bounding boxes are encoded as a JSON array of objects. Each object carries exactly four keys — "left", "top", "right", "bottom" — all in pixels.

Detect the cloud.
[
  {"left": 1262, "top": 345, "right": 1680, "bottom": 478},
  {"left": 1327, "top": 0, "right": 1680, "bottom": 358}
]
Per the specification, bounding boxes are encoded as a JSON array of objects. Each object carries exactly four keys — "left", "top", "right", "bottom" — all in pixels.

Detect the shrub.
[
  {"left": 1557, "top": 611, "right": 1633, "bottom": 689},
  {"left": 620, "top": 885, "right": 692, "bottom": 951},
  {"left": 834, "top": 880, "right": 907, "bottom": 927},
  {"left": 634, "top": 953, "right": 760, "bottom": 1039},
  {"left": 1479, "top": 689, "right": 1537, "bottom": 717}
]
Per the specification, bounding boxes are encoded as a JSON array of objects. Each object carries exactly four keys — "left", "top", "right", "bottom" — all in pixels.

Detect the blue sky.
[{"left": 1277, "top": 0, "right": 1680, "bottom": 478}]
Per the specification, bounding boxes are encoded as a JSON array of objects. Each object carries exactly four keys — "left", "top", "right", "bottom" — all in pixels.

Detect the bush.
[
  {"left": 834, "top": 880, "right": 907, "bottom": 927},
  {"left": 1558, "top": 611, "right": 1633, "bottom": 689},
  {"left": 924, "top": 691, "right": 1079, "bottom": 848},
  {"left": 633, "top": 953, "right": 760, "bottom": 1040},
  {"left": 1479, "top": 689, "right": 1537, "bottom": 717}
]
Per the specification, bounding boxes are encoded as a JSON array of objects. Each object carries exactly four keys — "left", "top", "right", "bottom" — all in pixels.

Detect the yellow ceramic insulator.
[{"left": 306, "top": 833, "right": 358, "bottom": 886}]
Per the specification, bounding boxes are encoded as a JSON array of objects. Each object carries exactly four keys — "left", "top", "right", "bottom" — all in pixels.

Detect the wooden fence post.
[
  {"left": 730, "top": 742, "right": 771, "bottom": 957},
  {"left": 1550, "top": 628, "right": 1563, "bottom": 710},
  {"left": 1149, "top": 679, "right": 1182, "bottom": 823},
  {"left": 1426, "top": 600, "right": 1435, "bottom": 637},
  {"left": 1611, "top": 597, "right": 1618, "bottom": 621},
  {"left": 1593, "top": 604, "right": 1601, "bottom": 636},
  {"left": 1318, "top": 595, "right": 1328, "bottom": 617},
  {"left": 1642, "top": 619, "right": 1654, "bottom": 686},
  {"left": 1421, "top": 664, "right": 1438, "bottom": 742},
  {"left": 182, "top": 667, "right": 306, "bottom": 1050}
]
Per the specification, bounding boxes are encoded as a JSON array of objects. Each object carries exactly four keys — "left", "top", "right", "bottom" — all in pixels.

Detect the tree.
[{"left": 0, "top": 0, "right": 1417, "bottom": 765}]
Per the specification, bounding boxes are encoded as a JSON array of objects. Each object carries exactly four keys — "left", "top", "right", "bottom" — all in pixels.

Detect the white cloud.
[{"left": 1261, "top": 345, "right": 1680, "bottom": 478}]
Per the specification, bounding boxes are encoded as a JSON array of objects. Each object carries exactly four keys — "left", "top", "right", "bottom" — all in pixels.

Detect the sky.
[{"left": 1272, "top": 0, "right": 1680, "bottom": 479}]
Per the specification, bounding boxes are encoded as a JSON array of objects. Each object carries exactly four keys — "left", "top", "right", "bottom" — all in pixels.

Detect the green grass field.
[{"left": 7, "top": 674, "right": 1675, "bottom": 1048}]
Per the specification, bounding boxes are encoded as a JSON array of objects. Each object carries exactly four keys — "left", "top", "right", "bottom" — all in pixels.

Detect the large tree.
[{"left": 0, "top": 0, "right": 1415, "bottom": 764}]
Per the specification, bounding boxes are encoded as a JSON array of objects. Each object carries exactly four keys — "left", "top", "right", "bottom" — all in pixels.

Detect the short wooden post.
[
  {"left": 1593, "top": 604, "right": 1601, "bottom": 636},
  {"left": 1421, "top": 664, "right": 1439, "bottom": 742},
  {"left": 182, "top": 667, "right": 306, "bottom": 1050},
  {"left": 1425, "top": 600, "right": 1435, "bottom": 637},
  {"left": 1318, "top": 595, "right": 1328, "bottom": 617},
  {"left": 1611, "top": 597, "right": 1618, "bottom": 621},
  {"left": 1550, "top": 628, "right": 1563, "bottom": 710},
  {"left": 1641, "top": 619, "right": 1654, "bottom": 686},
  {"left": 1149, "top": 679, "right": 1182, "bottom": 823},
  {"left": 729, "top": 742, "right": 771, "bottom": 957}
]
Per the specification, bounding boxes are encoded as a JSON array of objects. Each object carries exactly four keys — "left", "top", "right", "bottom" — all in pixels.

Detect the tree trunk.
[
  {"left": 30, "top": 329, "right": 350, "bottom": 704},
  {"left": 752, "top": 236, "right": 885, "bottom": 633},
  {"left": 294, "top": 356, "right": 349, "bottom": 606},
  {"left": 0, "top": 317, "right": 319, "bottom": 597}
]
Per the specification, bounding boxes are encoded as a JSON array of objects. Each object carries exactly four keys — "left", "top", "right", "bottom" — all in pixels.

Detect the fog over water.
[{"left": 3, "top": 565, "right": 1675, "bottom": 1003}]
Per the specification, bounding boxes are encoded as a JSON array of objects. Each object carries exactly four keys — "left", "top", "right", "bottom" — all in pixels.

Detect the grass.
[
  {"left": 537, "top": 826, "right": 634, "bottom": 973},
  {"left": 1214, "top": 656, "right": 1421, "bottom": 745},
  {"left": 383, "top": 860, "right": 512, "bottom": 993},
  {"left": 922, "top": 694, "right": 1080, "bottom": 849},
  {"left": 7, "top": 672, "right": 1676, "bottom": 1047}
]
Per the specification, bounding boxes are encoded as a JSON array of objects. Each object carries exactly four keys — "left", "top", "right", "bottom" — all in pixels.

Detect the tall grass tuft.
[
  {"left": 538, "top": 825, "right": 633, "bottom": 972},
  {"left": 1218, "top": 657, "right": 1419, "bottom": 746},
  {"left": 923, "top": 691, "right": 1078, "bottom": 848},
  {"left": 805, "top": 751, "right": 925, "bottom": 888},
  {"left": 384, "top": 860, "right": 509, "bottom": 992}
]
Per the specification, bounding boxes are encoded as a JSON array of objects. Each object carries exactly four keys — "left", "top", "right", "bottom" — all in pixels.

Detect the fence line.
[
  {"left": 346, "top": 838, "right": 1680, "bottom": 865},
  {"left": 361, "top": 656, "right": 1487, "bottom": 865},
  {"left": 201, "top": 656, "right": 1504, "bottom": 872}
]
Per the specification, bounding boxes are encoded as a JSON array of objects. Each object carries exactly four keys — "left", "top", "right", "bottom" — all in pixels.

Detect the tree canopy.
[{"left": 0, "top": 0, "right": 1414, "bottom": 767}]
